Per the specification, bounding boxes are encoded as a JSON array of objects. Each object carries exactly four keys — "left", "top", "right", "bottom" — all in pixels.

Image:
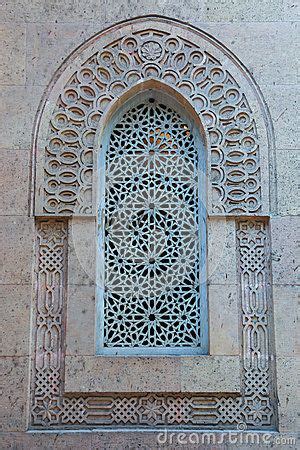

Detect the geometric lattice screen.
[{"left": 100, "top": 98, "right": 206, "bottom": 352}]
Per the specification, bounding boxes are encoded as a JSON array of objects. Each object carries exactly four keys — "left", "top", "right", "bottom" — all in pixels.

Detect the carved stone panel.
[
  {"left": 33, "top": 17, "right": 271, "bottom": 217},
  {"left": 30, "top": 219, "right": 276, "bottom": 429}
]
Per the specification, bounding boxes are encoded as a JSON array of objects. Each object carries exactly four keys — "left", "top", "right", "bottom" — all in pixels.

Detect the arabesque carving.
[
  {"left": 39, "top": 24, "right": 263, "bottom": 216},
  {"left": 31, "top": 17, "right": 274, "bottom": 432}
]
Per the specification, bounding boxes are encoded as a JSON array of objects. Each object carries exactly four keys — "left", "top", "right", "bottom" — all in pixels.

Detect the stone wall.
[{"left": 0, "top": 1, "right": 298, "bottom": 448}]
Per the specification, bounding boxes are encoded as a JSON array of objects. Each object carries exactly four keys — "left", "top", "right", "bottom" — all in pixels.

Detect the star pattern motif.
[{"left": 103, "top": 99, "right": 202, "bottom": 348}]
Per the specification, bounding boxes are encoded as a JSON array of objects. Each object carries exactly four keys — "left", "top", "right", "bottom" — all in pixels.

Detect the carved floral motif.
[{"left": 140, "top": 41, "right": 163, "bottom": 60}]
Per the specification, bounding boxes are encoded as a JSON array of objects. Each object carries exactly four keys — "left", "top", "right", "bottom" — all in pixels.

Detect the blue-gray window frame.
[{"left": 96, "top": 90, "right": 208, "bottom": 355}]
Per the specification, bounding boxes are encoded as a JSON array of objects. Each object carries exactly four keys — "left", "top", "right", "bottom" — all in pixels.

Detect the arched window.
[{"left": 96, "top": 91, "right": 207, "bottom": 355}]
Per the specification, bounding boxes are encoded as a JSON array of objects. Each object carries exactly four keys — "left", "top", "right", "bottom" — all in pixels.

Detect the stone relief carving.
[
  {"left": 31, "top": 219, "right": 275, "bottom": 429},
  {"left": 30, "top": 18, "right": 275, "bottom": 432},
  {"left": 39, "top": 24, "right": 263, "bottom": 216}
]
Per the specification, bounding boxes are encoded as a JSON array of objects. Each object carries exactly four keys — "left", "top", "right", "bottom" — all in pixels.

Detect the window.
[{"left": 96, "top": 91, "right": 207, "bottom": 355}]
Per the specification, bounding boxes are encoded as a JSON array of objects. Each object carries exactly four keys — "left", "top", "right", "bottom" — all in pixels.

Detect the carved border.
[
  {"left": 34, "top": 18, "right": 271, "bottom": 217},
  {"left": 30, "top": 218, "right": 276, "bottom": 429}
]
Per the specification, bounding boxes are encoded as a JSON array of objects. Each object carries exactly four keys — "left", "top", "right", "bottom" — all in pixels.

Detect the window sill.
[{"left": 64, "top": 355, "right": 241, "bottom": 394}]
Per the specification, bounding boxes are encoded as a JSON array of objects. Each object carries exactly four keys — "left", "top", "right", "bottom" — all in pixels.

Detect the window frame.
[{"left": 95, "top": 90, "right": 208, "bottom": 356}]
